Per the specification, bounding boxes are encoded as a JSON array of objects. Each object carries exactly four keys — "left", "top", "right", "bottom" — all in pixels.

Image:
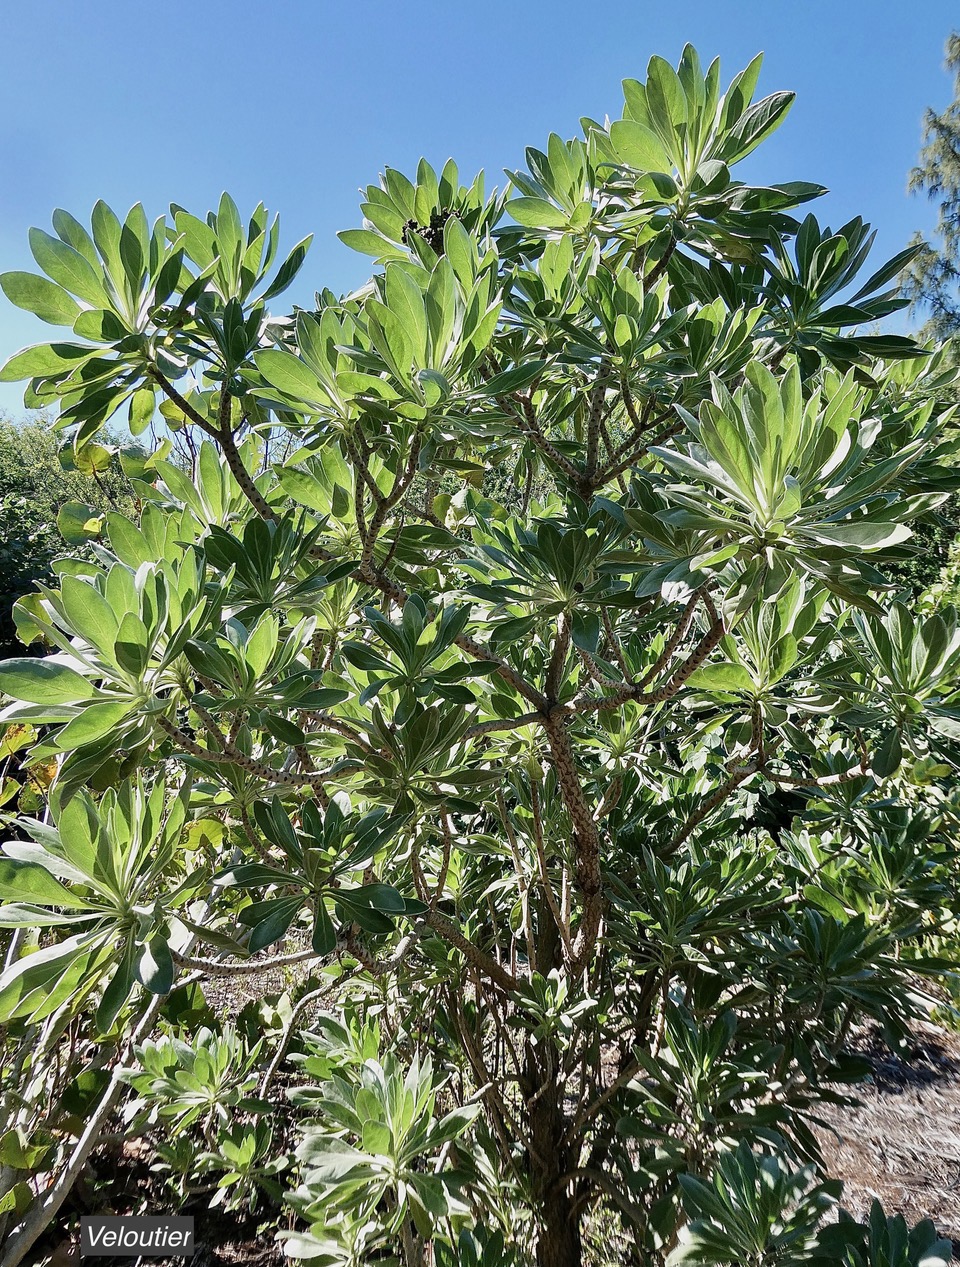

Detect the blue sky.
[{"left": 0, "top": 1, "right": 957, "bottom": 416}]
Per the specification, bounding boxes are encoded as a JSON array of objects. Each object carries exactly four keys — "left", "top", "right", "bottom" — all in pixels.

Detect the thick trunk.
[
  {"left": 400, "top": 1220, "right": 426, "bottom": 1267},
  {"left": 536, "top": 1184, "right": 582, "bottom": 1267},
  {"left": 525, "top": 1044, "right": 583, "bottom": 1267}
]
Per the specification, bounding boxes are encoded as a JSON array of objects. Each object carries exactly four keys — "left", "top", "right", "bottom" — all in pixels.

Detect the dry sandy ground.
[{"left": 814, "top": 1023, "right": 960, "bottom": 1259}]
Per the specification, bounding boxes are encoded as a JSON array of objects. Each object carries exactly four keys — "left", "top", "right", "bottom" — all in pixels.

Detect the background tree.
[
  {"left": 0, "top": 419, "right": 138, "bottom": 659},
  {"left": 894, "top": 30, "right": 960, "bottom": 631},
  {"left": 902, "top": 31, "right": 960, "bottom": 338},
  {"left": 0, "top": 46, "right": 959, "bottom": 1267}
]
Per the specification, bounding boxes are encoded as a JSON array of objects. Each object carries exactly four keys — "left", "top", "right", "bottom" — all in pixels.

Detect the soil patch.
[
  {"left": 36, "top": 1148, "right": 287, "bottom": 1267},
  {"left": 814, "top": 1022, "right": 960, "bottom": 1259}
]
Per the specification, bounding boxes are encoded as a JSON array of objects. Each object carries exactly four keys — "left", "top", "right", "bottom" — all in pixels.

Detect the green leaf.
[
  {"left": 91, "top": 201, "right": 124, "bottom": 282},
  {"left": 128, "top": 388, "right": 155, "bottom": 436},
  {"left": 120, "top": 203, "right": 149, "bottom": 288},
  {"left": 0, "top": 1183, "right": 33, "bottom": 1217},
  {"left": 0, "top": 1128, "right": 52, "bottom": 1170},
  {"left": 0, "top": 272, "right": 82, "bottom": 326},
  {"left": 802, "top": 885, "right": 848, "bottom": 920},
  {"left": 0, "top": 657, "right": 98, "bottom": 704},
  {"left": 508, "top": 198, "right": 569, "bottom": 229},
  {"left": 0, "top": 342, "right": 93, "bottom": 382},
  {"left": 686, "top": 662, "right": 755, "bottom": 693},
  {"left": 29, "top": 228, "right": 108, "bottom": 307},
  {"left": 365, "top": 299, "right": 413, "bottom": 384},
  {"left": 255, "top": 349, "right": 330, "bottom": 409},
  {"left": 58, "top": 501, "right": 104, "bottom": 545},
  {"left": 276, "top": 467, "right": 328, "bottom": 513},
  {"left": 0, "top": 903, "right": 95, "bottom": 927},
  {"left": 478, "top": 362, "right": 546, "bottom": 395},
  {"left": 809, "top": 522, "right": 911, "bottom": 550},
  {"left": 278, "top": 1231, "right": 346, "bottom": 1261},
  {"left": 96, "top": 937, "right": 138, "bottom": 1032},
  {"left": 647, "top": 55, "right": 687, "bottom": 132},
  {"left": 54, "top": 699, "right": 134, "bottom": 751},
  {"left": 73, "top": 442, "right": 114, "bottom": 475},
  {"left": 248, "top": 896, "right": 304, "bottom": 953},
  {"left": 609, "top": 120, "right": 673, "bottom": 172},
  {"left": 114, "top": 611, "right": 150, "bottom": 677},
  {"left": 571, "top": 610, "right": 601, "bottom": 654},
  {"left": 384, "top": 265, "right": 428, "bottom": 364},
  {"left": 260, "top": 235, "right": 313, "bottom": 300},
  {"left": 347, "top": 883, "right": 407, "bottom": 913},
  {"left": 0, "top": 859, "right": 92, "bottom": 908},
  {"left": 312, "top": 899, "right": 337, "bottom": 955},
  {"left": 873, "top": 728, "right": 903, "bottom": 778},
  {"left": 52, "top": 207, "right": 99, "bottom": 266},
  {"left": 929, "top": 714, "right": 960, "bottom": 742},
  {"left": 724, "top": 91, "right": 795, "bottom": 162},
  {"left": 337, "top": 229, "right": 407, "bottom": 260},
  {"left": 0, "top": 933, "right": 107, "bottom": 1024},
  {"left": 216, "top": 863, "right": 296, "bottom": 888},
  {"left": 137, "top": 934, "right": 175, "bottom": 994},
  {"left": 263, "top": 715, "right": 306, "bottom": 745},
  {"left": 73, "top": 308, "right": 128, "bottom": 342}
]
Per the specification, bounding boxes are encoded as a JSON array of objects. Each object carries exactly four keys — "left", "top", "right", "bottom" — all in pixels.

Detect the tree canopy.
[{"left": 902, "top": 31, "right": 960, "bottom": 337}]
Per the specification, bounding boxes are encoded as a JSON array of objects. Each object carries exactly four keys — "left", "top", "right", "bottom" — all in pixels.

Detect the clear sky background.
[{"left": 0, "top": 0, "right": 957, "bottom": 416}]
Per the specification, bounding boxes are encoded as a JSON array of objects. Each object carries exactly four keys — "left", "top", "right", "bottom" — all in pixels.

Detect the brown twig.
[
  {"left": 464, "top": 712, "right": 543, "bottom": 740},
  {"left": 419, "top": 910, "right": 520, "bottom": 994},
  {"left": 155, "top": 715, "right": 359, "bottom": 790}
]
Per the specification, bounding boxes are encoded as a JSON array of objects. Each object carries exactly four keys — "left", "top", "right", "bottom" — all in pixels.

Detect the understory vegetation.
[{"left": 2, "top": 44, "right": 960, "bottom": 1267}]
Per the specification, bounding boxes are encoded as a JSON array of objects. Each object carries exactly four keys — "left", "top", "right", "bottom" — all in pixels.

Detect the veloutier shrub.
[{"left": 0, "top": 45, "right": 958, "bottom": 1267}]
